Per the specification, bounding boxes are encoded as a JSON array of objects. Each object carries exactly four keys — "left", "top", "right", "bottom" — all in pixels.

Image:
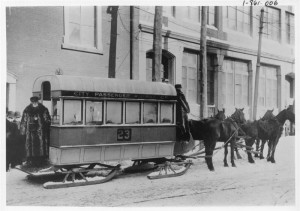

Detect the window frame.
[
  {"left": 182, "top": 51, "right": 200, "bottom": 104},
  {"left": 143, "top": 101, "right": 158, "bottom": 124},
  {"left": 85, "top": 100, "right": 104, "bottom": 125},
  {"left": 163, "top": 6, "right": 176, "bottom": 18},
  {"left": 258, "top": 65, "right": 278, "bottom": 109},
  {"left": 263, "top": 7, "right": 281, "bottom": 42},
  {"left": 207, "top": 6, "right": 216, "bottom": 27},
  {"left": 62, "top": 6, "right": 103, "bottom": 54},
  {"left": 160, "top": 102, "right": 174, "bottom": 124},
  {"left": 51, "top": 98, "right": 61, "bottom": 125},
  {"left": 223, "top": 6, "right": 251, "bottom": 35},
  {"left": 62, "top": 99, "right": 83, "bottom": 125},
  {"left": 125, "top": 101, "right": 141, "bottom": 124},
  {"left": 285, "top": 11, "right": 294, "bottom": 45},
  {"left": 222, "top": 58, "right": 250, "bottom": 107},
  {"left": 106, "top": 100, "right": 123, "bottom": 125}
]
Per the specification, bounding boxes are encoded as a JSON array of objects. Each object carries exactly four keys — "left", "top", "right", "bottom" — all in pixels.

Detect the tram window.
[
  {"left": 160, "top": 103, "right": 174, "bottom": 123},
  {"left": 86, "top": 101, "right": 103, "bottom": 125},
  {"left": 63, "top": 100, "right": 82, "bottom": 125},
  {"left": 52, "top": 99, "right": 61, "bottom": 125},
  {"left": 125, "top": 102, "right": 140, "bottom": 124},
  {"left": 143, "top": 102, "right": 158, "bottom": 124},
  {"left": 106, "top": 101, "right": 122, "bottom": 124}
]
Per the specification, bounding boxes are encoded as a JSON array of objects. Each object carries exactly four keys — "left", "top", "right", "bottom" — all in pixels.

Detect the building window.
[
  {"left": 86, "top": 101, "right": 103, "bottom": 125},
  {"left": 163, "top": 6, "right": 175, "bottom": 17},
  {"left": 189, "top": 6, "right": 201, "bottom": 22},
  {"left": 182, "top": 6, "right": 200, "bottom": 22},
  {"left": 263, "top": 7, "right": 280, "bottom": 42},
  {"left": 184, "top": 6, "right": 216, "bottom": 26},
  {"left": 258, "top": 65, "right": 278, "bottom": 108},
  {"left": 63, "top": 100, "right": 82, "bottom": 125},
  {"left": 285, "top": 12, "right": 294, "bottom": 45},
  {"left": 223, "top": 6, "right": 251, "bottom": 34},
  {"left": 222, "top": 59, "right": 249, "bottom": 107},
  {"left": 63, "top": 6, "right": 103, "bottom": 54},
  {"left": 182, "top": 51, "right": 199, "bottom": 104},
  {"left": 146, "top": 50, "right": 174, "bottom": 83},
  {"left": 207, "top": 6, "right": 215, "bottom": 26}
]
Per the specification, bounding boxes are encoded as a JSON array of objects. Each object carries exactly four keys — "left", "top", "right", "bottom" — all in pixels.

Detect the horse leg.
[
  {"left": 245, "top": 138, "right": 255, "bottom": 163},
  {"left": 269, "top": 136, "right": 280, "bottom": 163},
  {"left": 223, "top": 143, "right": 229, "bottom": 167},
  {"left": 267, "top": 140, "right": 273, "bottom": 162},
  {"left": 230, "top": 139, "right": 236, "bottom": 167},
  {"left": 260, "top": 139, "right": 267, "bottom": 159},
  {"left": 205, "top": 141, "right": 216, "bottom": 171},
  {"left": 254, "top": 139, "right": 260, "bottom": 158}
]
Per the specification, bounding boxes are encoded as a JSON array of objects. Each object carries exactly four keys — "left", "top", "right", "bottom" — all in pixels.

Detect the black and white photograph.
[{"left": 1, "top": 0, "right": 299, "bottom": 208}]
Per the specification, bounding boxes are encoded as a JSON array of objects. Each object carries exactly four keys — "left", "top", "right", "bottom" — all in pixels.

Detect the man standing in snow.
[{"left": 20, "top": 96, "right": 51, "bottom": 167}]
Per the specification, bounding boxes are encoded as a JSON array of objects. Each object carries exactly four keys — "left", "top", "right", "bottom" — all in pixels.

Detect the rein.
[{"left": 228, "top": 117, "right": 248, "bottom": 137}]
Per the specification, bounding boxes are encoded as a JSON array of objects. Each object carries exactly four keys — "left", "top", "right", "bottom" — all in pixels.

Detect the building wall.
[
  {"left": 137, "top": 6, "right": 295, "bottom": 120},
  {"left": 6, "top": 6, "right": 131, "bottom": 112}
]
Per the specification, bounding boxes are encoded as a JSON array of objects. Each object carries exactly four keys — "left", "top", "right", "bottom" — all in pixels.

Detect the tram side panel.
[{"left": 49, "top": 126, "right": 176, "bottom": 166}]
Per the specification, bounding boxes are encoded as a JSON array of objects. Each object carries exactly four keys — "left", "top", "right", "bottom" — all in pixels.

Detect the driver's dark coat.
[{"left": 176, "top": 89, "right": 190, "bottom": 140}]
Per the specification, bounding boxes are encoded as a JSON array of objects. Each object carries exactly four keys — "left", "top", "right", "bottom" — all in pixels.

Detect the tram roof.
[{"left": 33, "top": 75, "right": 177, "bottom": 97}]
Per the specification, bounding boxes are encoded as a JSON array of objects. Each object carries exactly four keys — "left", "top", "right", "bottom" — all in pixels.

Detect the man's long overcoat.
[{"left": 20, "top": 103, "right": 51, "bottom": 158}]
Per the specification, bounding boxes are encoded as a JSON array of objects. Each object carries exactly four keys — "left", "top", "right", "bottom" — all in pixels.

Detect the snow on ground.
[{"left": 5, "top": 136, "right": 295, "bottom": 206}]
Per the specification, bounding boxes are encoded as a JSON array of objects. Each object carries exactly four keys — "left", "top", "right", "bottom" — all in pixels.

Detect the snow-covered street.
[{"left": 6, "top": 136, "right": 295, "bottom": 206}]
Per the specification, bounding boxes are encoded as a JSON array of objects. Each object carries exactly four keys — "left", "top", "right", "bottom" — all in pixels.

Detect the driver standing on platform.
[{"left": 175, "top": 84, "right": 190, "bottom": 142}]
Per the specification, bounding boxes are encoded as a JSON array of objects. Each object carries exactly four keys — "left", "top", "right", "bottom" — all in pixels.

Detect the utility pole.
[
  {"left": 200, "top": 6, "right": 208, "bottom": 118},
  {"left": 253, "top": 8, "right": 264, "bottom": 120},
  {"left": 152, "top": 6, "right": 163, "bottom": 82}
]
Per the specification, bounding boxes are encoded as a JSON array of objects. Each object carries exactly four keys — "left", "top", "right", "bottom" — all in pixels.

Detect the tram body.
[{"left": 32, "top": 75, "right": 188, "bottom": 167}]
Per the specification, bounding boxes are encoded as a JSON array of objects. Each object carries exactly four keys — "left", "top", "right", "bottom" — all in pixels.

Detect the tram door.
[{"left": 41, "top": 81, "right": 52, "bottom": 115}]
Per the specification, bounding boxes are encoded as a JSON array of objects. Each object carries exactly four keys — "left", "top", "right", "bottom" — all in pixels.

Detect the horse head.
[
  {"left": 261, "top": 109, "right": 275, "bottom": 121},
  {"left": 231, "top": 108, "right": 246, "bottom": 124},
  {"left": 215, "top": 108, "right": 226, "bottom": 121},
  {"left": 276, "top": 105, "right": 295, "bottom": 124},
  {"left": 286, "top": 105, "right": 295, "bottom": 123}
]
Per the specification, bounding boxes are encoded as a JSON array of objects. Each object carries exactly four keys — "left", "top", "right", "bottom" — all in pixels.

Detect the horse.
[
  {"left": 189, "top": 108, "right": 246, "bottom": 171},
  {"left": 219, "top": 108, "right": 246, "bottom": 167},
  {"left": 239, "top": 109, "right": 276, "bottom": 163},
  {"left": 254, "top": 109, "right": 275, "bottom": 158},
  {"left": 259, "top": 105, "right": 295, "bottom": 163},
  {"left": 215, "top": 109, "right": 242, "bottom": 160}
]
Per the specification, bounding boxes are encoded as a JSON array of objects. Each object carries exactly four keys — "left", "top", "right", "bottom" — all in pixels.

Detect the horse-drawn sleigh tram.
[
  {"left": 16, "top": 75, "right": 195, "bottom": 188},
  {"left": 15, "top": 75, "right": 295, "bottom": 189}
]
